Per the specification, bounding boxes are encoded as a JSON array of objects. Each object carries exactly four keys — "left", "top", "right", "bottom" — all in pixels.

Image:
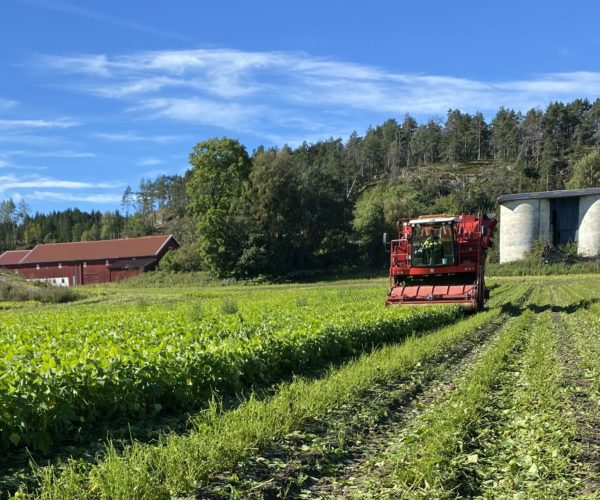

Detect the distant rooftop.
[
  {"left": 0, "top": 250, "right": 31, "bottom": 266},
  {"left": 0, "top": 235, "right": 177, "bottom": 266},
  {"left": 498, "top": 188, "right": 600, "bottom": 204}
]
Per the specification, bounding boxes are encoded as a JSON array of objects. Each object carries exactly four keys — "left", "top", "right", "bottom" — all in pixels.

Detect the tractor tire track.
[{"left": 197, "top": 310, "right": 515, "bottom": 499}]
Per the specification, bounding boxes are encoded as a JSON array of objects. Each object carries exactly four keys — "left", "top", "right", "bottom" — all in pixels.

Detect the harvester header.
[{"left": 384, "top": 213, "right": 497, "bottom": 311}]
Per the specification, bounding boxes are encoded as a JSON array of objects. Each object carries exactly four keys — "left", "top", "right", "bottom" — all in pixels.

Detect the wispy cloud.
[
  {"left": 0, "top": 134, "right": 74, "bottom": 147},
  {"left": 133, "top": 97, "right": 263, "bottom": 129},
  {"left": 3, "top": 149, "right": 95, "bottom": 158},
  {"left": 26, "top": 191, "right": 123, "bottom": 204},
  {"left": 0, "top": 174, "right": 120, "bottom": 189},
  {"left": 35, "top": 48, "right": 600, "bottom": 144},
  {"left": 0, "top": 98, "right": 18, "bottom": 110},
  {"left": 136, "top": 157, "right": 163, "bottom": 166},
  {"left": 15, "top": 0, "right": 194, "bottom": 43},
  {"left": 0, "top": 118, "right": 80, "bottom": 129},
  {"left": 93, "top": 131, "right": 187, "bottom": 144},
  {"left": 41, "top": 53, "right": 111, "bottom": 77}
]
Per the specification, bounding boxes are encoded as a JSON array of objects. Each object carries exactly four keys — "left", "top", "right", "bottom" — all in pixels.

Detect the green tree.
[
  {"left": 410, "top": 120, "right": 442, "bottom": 165},
  {"left": 566, "top": 150, "right": 600, "bottom": 188},
  {"left": 187, "top": 138, "right": 252, "bottom": 277},
  {"left": 491, "top": 107, "right": 521, "bottom": 160}
]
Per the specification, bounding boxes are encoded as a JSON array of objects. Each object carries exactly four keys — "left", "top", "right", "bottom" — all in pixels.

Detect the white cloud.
[
  {"left": 136, "top": 157, "right": 163, "bottom": 166},
  {"left": 4, "top": 150, "right": 95, "bottom": 158},
  {"left": 26, "top": 191, "right": 123, "bottom": 204},
  {"left": 0, "top": 118, "right": 80, "bottom": 129},
  {"left": 34, "top": 48, "right": 600, "bottom": 144},
  {"left": 40, "top": 53, "right": 111, "bottom": 77},
  {"left": 93, "top": 131, "right": 185, "bottom": 144},
  {"left": 133, "top": 97, "right": 262, "bottom": 129},
  {"left": 0, "top": 174, "right": 120, "bottom": 189},
  {"left": 0, "top": 98, "right": 18, "bottom": 110}
]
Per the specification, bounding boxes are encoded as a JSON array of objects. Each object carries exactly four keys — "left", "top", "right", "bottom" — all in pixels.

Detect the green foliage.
[
  {"left": 158, "top": 244, "right": 203, "bottom": 273},
  {"left": 0, "top": 283, "right": 460, "bottom": 452},
  {"left": 353, "top": 184, "right": 426, "bottom": 266},
  {"left": 566, "top": 149, "right": 600, "bottom": 188},
  {"left": 187, "top": 138, "right": 252, "bottom": 216},
  {"left": 186, "top": 138, "right": 252, "bottom": 277},
  {"left": 219, "top": 297, "right": 238, "bottom": 314}
]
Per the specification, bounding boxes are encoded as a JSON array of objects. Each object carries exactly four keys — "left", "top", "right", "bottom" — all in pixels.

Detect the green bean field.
[{"left": 2, "top": 275, "right": 600, "bottom": 498}]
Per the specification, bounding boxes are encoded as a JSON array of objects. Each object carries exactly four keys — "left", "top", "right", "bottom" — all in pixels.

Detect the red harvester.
[{"left": 384, "top": 213, "right": 497, "bottom": 312}]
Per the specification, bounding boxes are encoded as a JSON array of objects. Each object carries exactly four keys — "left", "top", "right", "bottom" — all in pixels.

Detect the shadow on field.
[
  {"left": 500, "top": 302, "right": 523, "bottom": 317},
  {"left": 498, "top": 287, "right": 534, "bottom": 317},
  {"left": 527, "top": 298, "right": 599, "bottom": 315}
]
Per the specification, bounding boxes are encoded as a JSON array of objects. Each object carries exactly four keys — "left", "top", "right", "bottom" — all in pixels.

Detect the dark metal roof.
[
  {"left": 19, "top": 235, "right": 178, "bottom": 265},
  {"left": 108, "top": 257, "right": 158, "bottom": 270},
  {"left": 498, "top": 188, "right": 600, "bottom": 204}
]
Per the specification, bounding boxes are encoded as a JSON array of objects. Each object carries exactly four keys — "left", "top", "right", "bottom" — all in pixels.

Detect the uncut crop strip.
[
  {"left": 0, "top": 287, "right": 460, "bottom": 451},
  {"left": 17, "top": 285, "right": 531, "bottom": 499}
]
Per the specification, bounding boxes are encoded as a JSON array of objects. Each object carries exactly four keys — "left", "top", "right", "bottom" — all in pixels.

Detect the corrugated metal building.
[
  {"left": 497, "top": 188, "right": 600, "bottom": 263},
  {"left": 0, "top": 235, "right": 179, "bottom": 286}
]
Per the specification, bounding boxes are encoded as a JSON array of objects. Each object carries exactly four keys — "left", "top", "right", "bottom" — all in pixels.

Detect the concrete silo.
[
  {"left": 578, "top": 193, "right": 600, "bottom": 257},
  {"left": 497, "top": 188, "right": 600, "bottom": 263}
]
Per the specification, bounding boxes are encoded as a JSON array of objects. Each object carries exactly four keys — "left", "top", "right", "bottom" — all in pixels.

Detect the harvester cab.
[{"left": 385, "top": 214, "right": 496, "bottom": 312}]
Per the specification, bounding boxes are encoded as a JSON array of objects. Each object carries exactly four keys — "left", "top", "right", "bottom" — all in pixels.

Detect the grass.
[
  {"left": 488, "top": 258, "right": 600, "bottom": 276},
  {"left": 0, "top": 271, "right": 80, "bottom": 304}
]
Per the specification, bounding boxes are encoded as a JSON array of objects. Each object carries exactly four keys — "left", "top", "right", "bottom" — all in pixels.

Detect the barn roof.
[
  {"left": 18, "top": 235, "right": 177, "bottom": 265},
  {"left": 108, "top": 257, "right": 158, "bottom": 270},
  {"left": 498, "top": 188, "right": 600, "bottom": 204},
  {"left": 0, "top": 250, "right": 32, "bottom": 266}
]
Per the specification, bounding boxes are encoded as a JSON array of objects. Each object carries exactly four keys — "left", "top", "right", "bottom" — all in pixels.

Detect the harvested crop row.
[
  {"left": 352, "top": 307, "right": 534, "bottom": 497},
  {"left": 17, "top": 295, "right": 521, "bottom": 499},
  {"left": 205, "top": 306, "right": 511, "bottom": 498},
  {"left": 455, "top": 310, "right": 580, "bottom": 498},
  {"left": 561, "top": 306, "right": 600, "bottom": 404},
  {"left": 558, "top": 305, "right": 600, "bottom": 494}
]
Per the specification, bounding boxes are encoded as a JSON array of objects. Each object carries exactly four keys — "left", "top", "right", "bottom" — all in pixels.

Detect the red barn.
[{"left": 0, "top": 235, "right": 179, "bottom": 286}]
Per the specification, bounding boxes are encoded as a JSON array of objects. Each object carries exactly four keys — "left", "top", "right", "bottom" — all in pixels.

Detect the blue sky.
[{"left": 2, "top": 0, "right": 600, "bottom": 213}]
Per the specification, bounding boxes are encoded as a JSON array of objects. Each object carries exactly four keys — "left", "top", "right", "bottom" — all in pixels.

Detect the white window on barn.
[
  {"left": 36, "top": 264, "right": 40, "bottom": 270},
  {"left": 58, "top": 263, "right": 62, "bottom": 269}
]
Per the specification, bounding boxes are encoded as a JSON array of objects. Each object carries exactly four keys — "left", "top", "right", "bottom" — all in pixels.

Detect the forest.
[{"left": 1, "top": 99, "right": 599, "bottom": 277}]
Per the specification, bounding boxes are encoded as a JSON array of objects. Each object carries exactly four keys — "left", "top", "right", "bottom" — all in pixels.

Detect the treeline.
[
  {"left": 0, "top": 175, "right": 194, "bottom": 253},
  {"left": 2, "top": 99, "right": 600, "bottom": 275}
]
